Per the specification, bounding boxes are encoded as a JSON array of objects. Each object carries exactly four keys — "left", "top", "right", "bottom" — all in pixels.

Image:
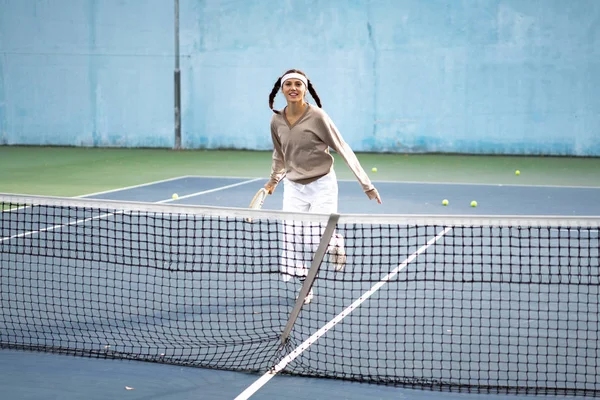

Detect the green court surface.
[{"left": 1, "top": 146, "right": 599, "bottom": 197}]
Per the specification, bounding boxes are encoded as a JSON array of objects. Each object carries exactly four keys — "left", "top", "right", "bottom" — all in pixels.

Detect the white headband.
[{"left": 280, "top": 72, "right": 308, "bottom": 88}]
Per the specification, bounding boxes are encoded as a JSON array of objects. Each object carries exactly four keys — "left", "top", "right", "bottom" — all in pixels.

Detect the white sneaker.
[
  {"left": 328, "top": 233, "right": 347, "bottom": 271},
  {"left": 296, "top": 287, "right": 314, "bottom": 304},
  {"left": 304, "top": 288, "right": 314, "bottom": 304},
  {"left": 280, "top": 265, "right": 308, "bottom": 282}
]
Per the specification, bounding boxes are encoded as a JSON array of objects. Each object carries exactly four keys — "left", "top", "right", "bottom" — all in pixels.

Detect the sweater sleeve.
[
  {"left": 315, "top": 112, "right": 374, "bottom": 192},
  {"left": 268, "top": 120, "right": 286, "bottom": 185}
]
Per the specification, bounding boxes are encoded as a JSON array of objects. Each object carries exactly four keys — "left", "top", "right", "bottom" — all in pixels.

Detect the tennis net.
[{"left": 1, "top": 193, "right": 599, "bottom": 396}]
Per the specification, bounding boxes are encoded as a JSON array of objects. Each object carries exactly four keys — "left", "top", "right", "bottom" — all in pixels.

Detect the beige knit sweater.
[{"left": 268, "top": 104, "right": 374, "bottom": 192}]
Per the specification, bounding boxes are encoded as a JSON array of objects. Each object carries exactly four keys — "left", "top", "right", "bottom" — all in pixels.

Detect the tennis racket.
[{"left": 246, "top": 188, "right": 268, "bottom": 222}]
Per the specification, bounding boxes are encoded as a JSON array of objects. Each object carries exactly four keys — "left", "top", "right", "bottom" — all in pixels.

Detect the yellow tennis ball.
[
  {"left": 372, "top": 167, "right": 378, "bottom": 173},
  {"left": 515, "top": 170, "right": 521, "bottom": 175},
  {"left": 442, "top": 199, "right": 449, "bottom": 206},
  {"left": 172, "top": 193, "right": 179, "bottom": 200},
  {"left": 470, "top": 200, "right": 478, "bottom": 207}
]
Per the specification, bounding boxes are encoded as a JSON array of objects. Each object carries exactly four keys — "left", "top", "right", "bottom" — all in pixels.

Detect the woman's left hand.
[{"left": 366, "top": 188, "right": 382, "bottom": 204}]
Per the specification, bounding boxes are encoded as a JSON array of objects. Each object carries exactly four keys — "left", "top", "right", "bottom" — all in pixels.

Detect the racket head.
[
  {"left": 246, "top": 188, "right": 268, "bottom": 222},
  {"left": 249, "top": 188, "right": 268, "bottom": 209}
]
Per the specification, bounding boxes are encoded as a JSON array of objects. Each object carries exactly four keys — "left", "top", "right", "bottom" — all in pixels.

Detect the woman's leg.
[
  {"left": 306, "top": 171, "right": 346, "bottom": 270},
  {"left": 280, "top": 178, "right": 310, "bottom": 282}
]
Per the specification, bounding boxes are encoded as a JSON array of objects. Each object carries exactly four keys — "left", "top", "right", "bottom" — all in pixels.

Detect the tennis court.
[
  {"left": 2, "top": 0, "right": 600, "bottom": 397},
  {"left": 2, "top": 174, "right": 599, "bottom": 399}
]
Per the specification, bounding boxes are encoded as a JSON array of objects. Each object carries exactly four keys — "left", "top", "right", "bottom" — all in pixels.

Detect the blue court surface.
[{"left": 1, "top": 176, "right": 599, "bottom": 400}]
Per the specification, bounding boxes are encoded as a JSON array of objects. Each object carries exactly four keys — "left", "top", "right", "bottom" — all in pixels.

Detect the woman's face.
[{"left": 282, "top": 78, "right": 306, "bottom": 104}]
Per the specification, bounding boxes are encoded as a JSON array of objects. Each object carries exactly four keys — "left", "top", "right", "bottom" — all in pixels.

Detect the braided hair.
[{"left": 268, "top": 69, "right": 322, "bottom": 112}]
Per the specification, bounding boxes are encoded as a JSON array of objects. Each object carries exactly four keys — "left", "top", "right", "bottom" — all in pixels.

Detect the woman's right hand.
[{"left": 264, "top": 181, "right": 277, "bottom": 195}]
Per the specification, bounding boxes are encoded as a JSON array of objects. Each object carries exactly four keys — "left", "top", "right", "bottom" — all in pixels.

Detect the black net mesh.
[{"left": 1, "top": 194, "right": 599, "bottom": 396}]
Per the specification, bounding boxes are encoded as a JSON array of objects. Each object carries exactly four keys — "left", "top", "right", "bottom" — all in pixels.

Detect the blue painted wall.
[{"left": 0, "top": 0, "right": 599, "bottom": 155}]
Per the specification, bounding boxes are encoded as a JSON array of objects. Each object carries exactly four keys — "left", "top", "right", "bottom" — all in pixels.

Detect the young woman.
[{"left": 265, "top": 69, "right": 381, "bottom": 303}]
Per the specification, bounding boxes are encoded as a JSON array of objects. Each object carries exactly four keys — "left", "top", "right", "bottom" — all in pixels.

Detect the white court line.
[
  {"left": 185, "top": 175, "right": 600, "bottom": 190},
  {"left": 234, "top": 226, "right": 453, "bottom": 400},
  {"left": 1, "top": 175, "right": 254, "bottom": 210},
  {"left": 77, "top": 175, "right": 256, "bottom": 198},
  {"left": 0, "top": 178, "right": 262, "bottom": 243},
  {"left": 77, "top": 175, "right": 195, "bottom": 198},
  {"left": 155, "top": 178, "right": 262, "bottom": 204},
  {"left": 0, "top": 211, "right": 126, "bottom": 243}
]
